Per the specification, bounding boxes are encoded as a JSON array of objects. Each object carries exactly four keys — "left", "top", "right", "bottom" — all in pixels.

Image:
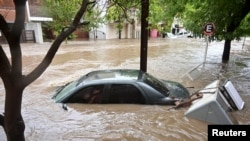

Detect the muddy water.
[{"left": 1, "top": 38, "right": 250, "bottom": 141}]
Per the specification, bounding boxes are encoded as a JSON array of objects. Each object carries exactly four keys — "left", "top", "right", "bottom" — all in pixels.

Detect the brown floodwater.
[{"left": 0, "top": 38, "right": 250, "bottom": 141}]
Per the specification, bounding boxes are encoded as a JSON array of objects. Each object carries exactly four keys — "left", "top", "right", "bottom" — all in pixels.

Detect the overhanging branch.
[
  {"left": 0, "top": 15, "right": 10, "bottom": 38},
  {"left": 11, "top": 0, "right": 26, "bottom": 41},
  {"left": 0, "top": 45, "right": 11, "bottom": 77},
  {"left": 23, "top": 0, "right": 91, "bottom": 87}
]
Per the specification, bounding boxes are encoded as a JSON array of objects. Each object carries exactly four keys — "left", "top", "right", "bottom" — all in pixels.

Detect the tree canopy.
[
  {"left": 43, "top": 0, "right": 250, "bottom": 40},
  {"left": 42, "top": 0, "right": 82, "bottom": 35},
  {"left": 178, "top": 0, "right": 250, "bottom": 61},
  {"left": 181, "top": 0, "right": 250, "bottom": 40},
  {"left": 105, "top": 0, "right": 250, "bottom": 61},
  {"left": 42, "top": 0, "right": 104, "bottom": 38}
]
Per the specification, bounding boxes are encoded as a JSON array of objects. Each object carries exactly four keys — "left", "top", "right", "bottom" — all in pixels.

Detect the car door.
[
  {"left": 66, "top": 84, "right": 105, "bottom": 104},
  {"left": 105, "top": 83, "right": 146, "bottom": 104}
]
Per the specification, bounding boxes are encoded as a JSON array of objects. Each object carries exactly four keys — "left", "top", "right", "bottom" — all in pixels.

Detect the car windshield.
[
  {"left": 142, "top": 73, "right": 170, "bottom": 96},
  {"left": 53, "top": 80, "right": 78, "bottom": 101}
]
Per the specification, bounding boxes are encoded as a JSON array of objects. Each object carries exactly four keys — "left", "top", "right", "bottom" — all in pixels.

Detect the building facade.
[
  {"left": 0, "top": 0, "right": 51, "bottom": 43},
  {"left": 89, "top": 0, "right": 141, "bottom": 40},
  {"left": 0, "top": 0, "right": 141, "bottom": 44}
]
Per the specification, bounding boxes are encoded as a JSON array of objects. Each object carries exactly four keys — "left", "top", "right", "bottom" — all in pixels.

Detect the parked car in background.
[
  {"left": 166, "top": 32, "right": 177, "bottom": 38},
  {"left": 176, "top": 31, "right": 193, "bottom": 38},
  {"left": 52, "top": 69, "right": 190, "bottom": 105},
  {"left": 163, "top": 31, "right": 193, "bottom": 38}
]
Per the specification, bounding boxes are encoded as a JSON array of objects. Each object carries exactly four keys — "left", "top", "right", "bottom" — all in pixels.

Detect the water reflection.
[{"left": 0, "top": 38, "right": 250, "bottom": 141}]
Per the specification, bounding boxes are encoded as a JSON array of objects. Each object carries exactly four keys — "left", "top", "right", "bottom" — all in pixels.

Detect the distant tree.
[
  {"left": 42, "top": 0, "right": 82, "bottom": 37},
  {"left": 177, "top": 0, "right": 250, "bottom": 62},
  {"left": 105, "top": 0, "right": 140, "bottom": 39},
  {"left": 83, "top": 1, "right": 106, "bottom": 39},
  {"left": 105, "top": 5, "right": 124, "bottom": 39},
  {"left": 147, "top": 0, "right": 172, "bottom": 32},
  {"left": 99, "top": 0, "right": 250, "bottom": 62},
  {"left": 0, "top": 0, "right": 94, "bottom": 140},
  {"left": 104, "top": 0, "right": 184, "bottom": 36},
  {"left": 43, "top": 0, "right": 104, "bottom": 40},
  {"left": 105, "top": 0, "right": 149, "bottom": 71}
]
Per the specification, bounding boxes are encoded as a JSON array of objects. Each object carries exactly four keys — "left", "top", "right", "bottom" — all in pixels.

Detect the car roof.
[{"left": 78, "top": 69, "right": 143, "bottom": 84}]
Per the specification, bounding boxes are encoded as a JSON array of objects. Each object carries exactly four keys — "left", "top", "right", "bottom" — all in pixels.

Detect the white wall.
[{"left": 25, "top": 22, "right": 43, "bottom": 43}]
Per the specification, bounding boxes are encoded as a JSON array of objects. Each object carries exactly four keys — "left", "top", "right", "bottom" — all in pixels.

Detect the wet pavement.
[{"left": 0, "top": 37, "right": 250, "bottom": 141}]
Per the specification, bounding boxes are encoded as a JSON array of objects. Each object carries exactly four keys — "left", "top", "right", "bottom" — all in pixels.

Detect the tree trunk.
[
  {"left": 4, "top": 81, "right": 25, "bottom": 141},
  {"left": 222, "top": 39, "right": 231, "bottom": 62},
  {"left": 0, "top": 0, "right": 90, "bottom": 141},
  {"left": 118, "top": 30, "right": 121, "bottom": 39},
  {"left": 221, "top": 1, "right": 250, "bottom": 62}
]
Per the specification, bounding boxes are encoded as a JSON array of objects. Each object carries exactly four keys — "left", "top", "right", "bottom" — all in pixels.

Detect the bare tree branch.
[
  {"left": 8, "top": 0, "right": 27, "bottom": 78},
  {"left": 11, "top": 0, "right": 26, "bottom": 42},
  {"left": 0, "top": 15, "right": 10, "bottom": 38},
  {"left": 107, "top": 0, "right": 140, "bottom": 24},
  {"left": 0, "top": 45, "right": 11, "bottom": 77},
  {"left": 23, "top": 0, "right": 91, "bottom": 87}
]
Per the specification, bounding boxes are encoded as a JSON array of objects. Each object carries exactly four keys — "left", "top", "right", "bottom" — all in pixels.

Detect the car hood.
[{"left": 162, "top": 80, "right": 189, "bottom": 99}]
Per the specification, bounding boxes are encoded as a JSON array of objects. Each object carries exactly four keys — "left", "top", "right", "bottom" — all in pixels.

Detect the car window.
[
  {"left": 67, "top": 85, "right": 104, "bottom": 104},
  {"left": 108, "top": 84, "right": 145, "bottom": 104}
]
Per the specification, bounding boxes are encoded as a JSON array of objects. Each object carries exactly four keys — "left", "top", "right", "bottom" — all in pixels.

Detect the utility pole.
[{"left": 140, "top": 0, "right": 149, "bottom": 72}]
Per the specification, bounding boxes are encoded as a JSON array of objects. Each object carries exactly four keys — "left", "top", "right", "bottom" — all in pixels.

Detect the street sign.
[
  {"left": 202, "top": 22, "right": 215, "bottom": 68},
  {"left": 203, "top": 22, "right": 215, "bottom": 36}
]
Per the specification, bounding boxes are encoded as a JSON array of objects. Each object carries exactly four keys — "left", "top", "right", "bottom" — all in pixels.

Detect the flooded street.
[{"left": 1, "top": 38, "right": 250, "bottom": 141}]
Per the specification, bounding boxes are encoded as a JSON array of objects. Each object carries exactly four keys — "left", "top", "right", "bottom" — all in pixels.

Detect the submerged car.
[{"left": 52, "top": 69, "right": 190, "bottom": 105}]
